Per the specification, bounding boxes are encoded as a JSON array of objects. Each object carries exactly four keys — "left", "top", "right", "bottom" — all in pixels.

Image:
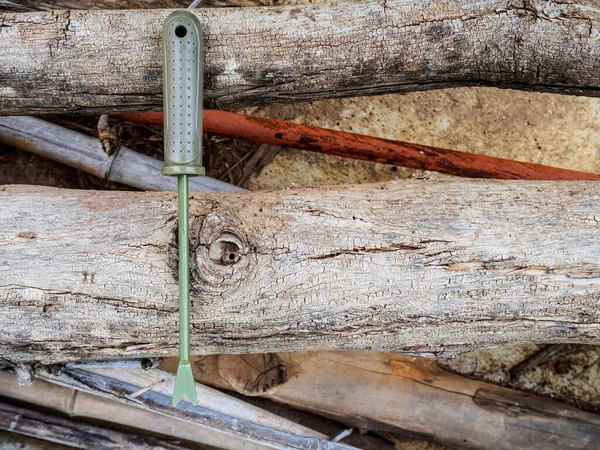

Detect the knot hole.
[{"left": 208, "top": 233, "right": 243, "bottom": 266}]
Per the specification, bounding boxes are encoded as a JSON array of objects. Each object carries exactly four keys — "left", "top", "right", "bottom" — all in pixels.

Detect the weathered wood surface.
[
  {"left": 2, "top": 1, "right": 600, "bottom": 115},
  {"left": 82, "top": 366, "right": 326, "bottom": 440},
  {"left": 1, "top": 180, "right": 600, "bottom": 364},
  {"left": 0, "top": 370, "right": 351, "bottom": 450},
  {"left": 163, "top": 352, "right": 600, "bottom": 450},
  {"left": 0, "top": 0, "right": 188, "bottom": 11},
  {"left": 34, "top": 368, "right": 356, "bottom": 450},
  {"left": 0, "top": 399, "right": 186, "bottom": 450}
]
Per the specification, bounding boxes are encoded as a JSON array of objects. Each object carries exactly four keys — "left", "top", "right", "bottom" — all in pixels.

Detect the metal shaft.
[{"left": 177, "top": 174, "right": 190, "bottom": 363}]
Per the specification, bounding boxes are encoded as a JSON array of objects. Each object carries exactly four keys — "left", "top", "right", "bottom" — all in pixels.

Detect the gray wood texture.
[
  {"left": 0, "top": 116, "right": 244, "bottom": 193},
  {"left": 2, "top": 0, "right": 600, "bottom": 115},
  {"left": 1, "top": 180, "right": 599, "bottom": 364},
  {"left": 0, "top": 0, "right": 188, "bottom": 11}
]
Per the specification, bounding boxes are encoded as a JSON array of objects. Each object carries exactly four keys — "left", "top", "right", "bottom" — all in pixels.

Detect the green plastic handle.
[{"left": 162, "top": 10, "right": 205, "bottom": 177}]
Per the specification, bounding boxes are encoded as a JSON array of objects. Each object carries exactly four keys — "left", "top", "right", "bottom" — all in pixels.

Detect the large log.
[
  {"left": 2, "top": 1, "right": 600, "bottom": 115},
  {"left": 1, "top": 179, "right": 600, "bottom": 364}
]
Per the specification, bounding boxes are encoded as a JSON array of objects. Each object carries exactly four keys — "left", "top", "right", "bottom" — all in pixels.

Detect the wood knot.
[
  {"left": 217, "top": 353, "right": 288, "bottom": 396},
  {"left": 189, "top": 211, "right": 255, "bottom": 299},
  {"left": 208, "top": 233, "right": 243, "bottom": 266}
]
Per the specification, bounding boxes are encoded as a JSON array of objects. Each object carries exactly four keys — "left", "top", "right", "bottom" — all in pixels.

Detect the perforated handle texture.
[{"left": 162, "top": 11, "right": 205, "bottom": 176}]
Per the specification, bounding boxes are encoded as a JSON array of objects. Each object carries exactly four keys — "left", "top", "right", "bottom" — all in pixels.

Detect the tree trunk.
[
  {"left": 2, "top": 1, "right": 600, "bottom": 115},
  {"left": 1, "top": 180, "right": 600, "bottom": 364},
  {"left": 165, "top": 352, "right": 600, "bottom": 450}
]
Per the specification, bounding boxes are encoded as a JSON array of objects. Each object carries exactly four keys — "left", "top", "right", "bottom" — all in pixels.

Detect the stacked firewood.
[{"left": 2, "top": 1, "right": 600, "bottom": 449}]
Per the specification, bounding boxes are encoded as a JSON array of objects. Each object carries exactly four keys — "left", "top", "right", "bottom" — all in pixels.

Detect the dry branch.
[
  {"left": 163, "top": 352, "right": 600, "bottom": 450},
  {"left": 0, "top": 399, "right": 186, "bottom": 450},
  {"left": 0, "top": 116, "right": 244, "bottom": 193},
  {"left": 1, "top": 180, "right": 600, "bottom": 363},
  {"left": 2, "top": 1, "right": 600, "bottom": 115},
  {"left": 0, "top": 369, "right": 351, "bottom": 450}
]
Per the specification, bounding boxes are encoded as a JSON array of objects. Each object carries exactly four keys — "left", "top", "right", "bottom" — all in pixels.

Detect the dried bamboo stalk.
[
  {"left": 0, "top": 370, "right": 355, "bottom": 450},
  {"left": 0, "top": 116, "right": 244, "bottom": 193},
  {"left": 0, "top": 399, "right": 186, "bottom": 450}
]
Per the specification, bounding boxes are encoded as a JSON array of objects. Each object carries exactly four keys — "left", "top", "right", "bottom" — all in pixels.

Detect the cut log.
[
  {"left": 2, "top": 1, "right": 600, "bottom": 115},
  {"left": 162, "top": 352, "right": 600, "bottom": 450},
  {"left": 1, "top": 180, "right": 600, "bottom": 364}
]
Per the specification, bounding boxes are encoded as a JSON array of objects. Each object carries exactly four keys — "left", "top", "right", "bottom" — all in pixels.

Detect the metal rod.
[
  {"left": 120, "top": 111, "right": 600, "bottom": 181},
  {"left": 178, "top": 174, "right": 190, "bottom": 364}
]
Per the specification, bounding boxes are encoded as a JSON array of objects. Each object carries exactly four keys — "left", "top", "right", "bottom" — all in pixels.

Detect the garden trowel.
[{"left": 162, "top": 10, "right": 205, "bottom": 407}]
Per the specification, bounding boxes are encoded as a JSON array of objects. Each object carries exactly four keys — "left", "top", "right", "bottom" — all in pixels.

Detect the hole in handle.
[{"left": 175, "top": 25, "right": 187, "bottom": 38}]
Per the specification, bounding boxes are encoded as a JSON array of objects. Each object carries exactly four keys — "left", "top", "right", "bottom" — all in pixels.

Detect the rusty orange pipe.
[{"left": 118, "top": 111, "right": 600, "bottom": 181}]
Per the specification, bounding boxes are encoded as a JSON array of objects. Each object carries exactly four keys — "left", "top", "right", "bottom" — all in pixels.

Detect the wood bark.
[
  {"left": 2, "top": 1, "right": 600, "bottom": 115},
  {"left": 1, "top": 180, "right": 600, "bottom": 364},
  {"left": 162, "top": 352, "right": 600, "bottom": 450}
]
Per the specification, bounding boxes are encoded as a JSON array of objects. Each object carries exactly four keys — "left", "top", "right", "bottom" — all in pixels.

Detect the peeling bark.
[
  {"left": 1, "top": 180, "right": 600, "bottom": 364},
  {"left": 2, "top": 1, "right": 600, "bottom": 114}
]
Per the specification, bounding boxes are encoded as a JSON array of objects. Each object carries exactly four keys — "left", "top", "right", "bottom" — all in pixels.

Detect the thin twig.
[
  {"left": 509, "top": 344, "right": 571, "bottom": 380},
  {"left": 218, "top": 146, "right": 255, "bottom": 181}
]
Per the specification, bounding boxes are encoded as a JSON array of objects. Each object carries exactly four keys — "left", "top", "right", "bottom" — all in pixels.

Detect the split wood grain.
[
  {"left": 1, "top": 180, "right": 600, "bottom": 364},
  {"left": 0, "top": 370, "right": 349, "bottom": 450}
]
